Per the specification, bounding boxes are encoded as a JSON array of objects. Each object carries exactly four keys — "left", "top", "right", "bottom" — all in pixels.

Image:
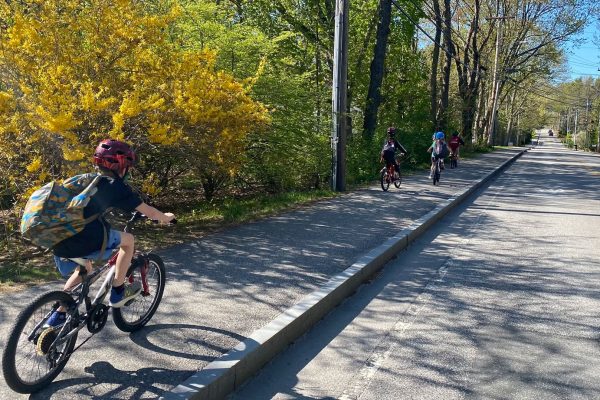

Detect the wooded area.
[{"left": 0, "top": 0, "right": 598, "bottom": 222}]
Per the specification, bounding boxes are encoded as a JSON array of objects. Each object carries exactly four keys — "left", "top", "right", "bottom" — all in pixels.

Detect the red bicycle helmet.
[
  {"left": 93, "top": 139, "right": 136, "bottom": 174},
  {"left": 387, "top": 127, "right": 396, "bottom": 136}
]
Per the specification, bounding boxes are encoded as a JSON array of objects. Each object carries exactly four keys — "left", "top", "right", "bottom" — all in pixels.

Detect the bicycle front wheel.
[
  {"left": 2, "top": 291, "right": 78, "bottom": 394},
  {"left": 112, "top": 253, "right": 166, "bottom": 332},
  {"left": 393, "top": 171, "right": 402, "bottom": 188}
]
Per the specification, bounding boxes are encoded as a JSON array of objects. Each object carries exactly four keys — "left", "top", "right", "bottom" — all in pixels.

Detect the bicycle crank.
[{"left": 87, "top": 304, "right": 109, "bottom": 333}]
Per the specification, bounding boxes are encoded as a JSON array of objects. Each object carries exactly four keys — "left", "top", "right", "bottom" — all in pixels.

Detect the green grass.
[
  {"left": 0, "top": 256, "right": 60, "bottom": 291},
  {"left": 0, "top": 189, "right": 339, "bottom": 288},
  {"left": 177, "top": 189, "right": 338, "bottom": 227}
]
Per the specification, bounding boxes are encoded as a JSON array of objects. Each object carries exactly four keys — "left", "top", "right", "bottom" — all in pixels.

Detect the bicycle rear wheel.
[
  {"left": 2, "top": 291, "right": 78, "bottom": 393},
  {"left": 380, "top": 170, "right": 390, "bottom": 191},
  {"left": 112, "top": 253, "right": 166, "bottom": 332}
]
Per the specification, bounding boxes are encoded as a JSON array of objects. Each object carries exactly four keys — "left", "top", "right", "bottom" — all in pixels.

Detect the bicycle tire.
[
  {"left": 432, "top": 162, "right": 440, "bottom": 185},
  {"left": 393, "top": 171, "right": 402, "bottom": 188},
  {"left": 2, "top": 291, "right": 78, "bottom": 394},
  {"left": 112, "top": 253, "right": 166, "bottom": 332},
  {"left": 380, "top": 170, "right": 390, "bottom": 192}
]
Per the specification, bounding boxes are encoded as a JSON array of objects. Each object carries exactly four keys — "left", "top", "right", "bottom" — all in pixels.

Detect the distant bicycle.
[
  {"left": 2, "top": 212, "right": 174, "bottom": 394},
  {"left": 449, "top": 152, "right": 458, "bottom": 169},
  {"left": 432, "top": 157, "right": 443, "bottom": 185},
  {"left": 380, "top": 155, "right": 405, "bottom": 191}
]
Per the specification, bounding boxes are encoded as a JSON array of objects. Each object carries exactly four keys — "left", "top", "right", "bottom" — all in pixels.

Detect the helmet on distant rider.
[
  {"left": 435, "top": 131, "right": 445, "bottom": 140},
  {"left": 452, "top": 131, "right": 459, "bottom": 137},
  {"left": 93, "top": 139, "right": 136, "bottom": 175},
  {"left": 387, "top": 127, "right": 396, "bottom": 137}
]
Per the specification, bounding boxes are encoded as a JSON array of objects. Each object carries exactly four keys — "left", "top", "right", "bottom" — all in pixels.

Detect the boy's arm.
[
  {"left": 398, "top": 143, "right": 408, "bottom": 154},
  {"left": 136, "top": 202, "right": 175, "bottom": 224}
]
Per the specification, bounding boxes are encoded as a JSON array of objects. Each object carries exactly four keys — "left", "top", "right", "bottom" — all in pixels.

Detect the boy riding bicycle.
[
  {"left": 47, "top": 139, "right": 175, "bottom": 327},
  {"left": 380, "top": 127, "right": 408, "bottom": 176}
]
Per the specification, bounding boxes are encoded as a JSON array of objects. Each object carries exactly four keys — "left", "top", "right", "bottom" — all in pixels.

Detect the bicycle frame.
[
  {"left": 47, "top": 212, "right": 148, "bottom": 348},
  {"left": 43, "top": 254, "right": 117, "bottom": 349},
  {"left": 386, "top": 164, "right": 395, "bottom": 183}
]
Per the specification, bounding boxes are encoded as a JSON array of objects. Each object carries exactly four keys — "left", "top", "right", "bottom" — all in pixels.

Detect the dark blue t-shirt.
[{"left": 53, "top": 175, "right": 143, "bottom": 258}]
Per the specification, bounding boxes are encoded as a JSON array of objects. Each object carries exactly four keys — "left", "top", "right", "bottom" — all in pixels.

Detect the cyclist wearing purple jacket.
[{"left": 380, "top": 127, "right": 408, "bottom": 175}]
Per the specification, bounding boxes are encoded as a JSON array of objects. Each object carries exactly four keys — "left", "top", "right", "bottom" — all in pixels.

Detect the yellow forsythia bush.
[{"left": 0, "top": 0, "right": 269, "bottom": 204}]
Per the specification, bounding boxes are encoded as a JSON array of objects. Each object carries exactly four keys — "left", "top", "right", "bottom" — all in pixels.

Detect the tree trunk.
[
  {"left": 505, "top": 90, "right": 516, "bottom": 145},
  {"left": 362, "top": 0, "right": 393, "bottom": 141},
  {"left": 454, "top": 0, "right": 489, "bottom": 144},
  {"left": 429, "top": 0, "right": 442, "bottom": 131},
  {"left": 438, "top": 0, "right": 455, "bottom": 132}
]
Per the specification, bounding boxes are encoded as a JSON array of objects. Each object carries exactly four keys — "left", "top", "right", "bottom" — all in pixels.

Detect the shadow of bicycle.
[
  {"left": 28, "top": 361, "right": 191, "bottom": 399},
  {"left": 128, "top": 322, "right": 247, "bottom": 360}
]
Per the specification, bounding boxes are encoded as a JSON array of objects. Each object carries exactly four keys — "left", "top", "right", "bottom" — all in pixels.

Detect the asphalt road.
[
  {"left": 232, "top": 134, "right": 600, "bottom": 399},
  {"left": 1, "top": 146, "right": 524, "bottom": 399}
]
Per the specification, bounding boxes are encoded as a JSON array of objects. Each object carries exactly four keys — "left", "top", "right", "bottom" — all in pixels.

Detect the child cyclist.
[
  {"left": 427, "top": 131, "right": 447, "bottom": 178},
  {"left": 380, "top": 127, "right": 408, "bottom": 176},
  {"left": 448, "top": 130, "right": 465, "bottom": 162},
  {"left": 47, "top": 139, "right": 175, "bottom": 327}
]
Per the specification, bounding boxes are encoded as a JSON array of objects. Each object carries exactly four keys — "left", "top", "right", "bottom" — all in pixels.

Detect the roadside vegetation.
[{"left": 0, "top": 0, "right": 597, "bottom": 286}]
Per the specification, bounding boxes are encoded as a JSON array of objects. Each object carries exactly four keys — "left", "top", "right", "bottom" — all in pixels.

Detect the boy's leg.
[
  {"left": 109, "top": 231, "right": 142, "bottom": 308},
  {"left": 113, "top": 232, "right": 134, "bottom": 287},
  {"left": 46, "top": 260, "right": 92, "bottom": 326},
  {"left": 64, "top": 261, "right": 92, "bottom": 291}
]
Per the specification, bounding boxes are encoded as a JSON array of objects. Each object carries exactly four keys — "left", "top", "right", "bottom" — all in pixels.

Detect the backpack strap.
[{"left": 92, "top": 223, "right": 109, "bottom": 267}]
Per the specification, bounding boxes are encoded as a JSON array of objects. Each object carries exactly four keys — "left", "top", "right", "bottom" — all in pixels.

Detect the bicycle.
[
  {"left": 380, "top": 156, "right": 403, "bottom": 192},
  {"left": 2, "top": 211, "right": 174, "bottom": 394},
  {"left": 431, "top": 157, "right": 443, "bottom": 185},
  {"left": 449, "top": 151, "right": 458, "bottom": 169}
]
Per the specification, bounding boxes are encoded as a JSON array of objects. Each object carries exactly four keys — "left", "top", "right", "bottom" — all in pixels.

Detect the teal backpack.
[{"left": 20, "top": 173, "right": 102, "bottom": 249}]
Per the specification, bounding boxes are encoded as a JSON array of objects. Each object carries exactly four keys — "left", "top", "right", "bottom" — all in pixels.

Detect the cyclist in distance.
[
  {"left": 449, "top": 130, "right": 465, "bottom": 161},
  {"left": 428, "top": 131, "right": 447, "bottom": 178},
  {"left": 380, "top": 127, "right": 408, "bottom": 176},
  {"left": 48, "top": 139, "right": 175, "bottom": 327}
]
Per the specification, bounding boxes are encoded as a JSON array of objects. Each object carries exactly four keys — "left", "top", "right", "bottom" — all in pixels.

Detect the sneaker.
[
  {"left": 43, "top": 311, "right": 66, "bottom": 329},
  {"left": 109, "top": 281, "right": 142, "bottom": 308},
  {"left": 428, "top": 173, "right": 433, "bottom": 179}
]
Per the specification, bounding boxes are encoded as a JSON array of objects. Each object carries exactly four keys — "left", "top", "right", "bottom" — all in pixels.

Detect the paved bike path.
[{"left": 0, "top": 148, "right": 525, "bottom": 400}]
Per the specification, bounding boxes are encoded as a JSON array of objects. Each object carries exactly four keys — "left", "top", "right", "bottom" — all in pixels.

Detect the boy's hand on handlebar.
[{"left": 161, "top": 212, "right": 176, "bottom": 224}]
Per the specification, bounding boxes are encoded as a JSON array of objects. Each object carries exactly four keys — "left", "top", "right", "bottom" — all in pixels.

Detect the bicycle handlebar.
[{"left": 125, "top": 211, "right": 177, "bottom": 233}]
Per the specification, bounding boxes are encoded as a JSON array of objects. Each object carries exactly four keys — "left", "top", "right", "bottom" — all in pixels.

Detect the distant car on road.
[{"left": 548, "top": 129, "right": 554, "bottom": 136}]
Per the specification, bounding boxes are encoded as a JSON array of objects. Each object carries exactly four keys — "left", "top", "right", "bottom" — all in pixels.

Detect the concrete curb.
[{"left": 161, "top": 149, "right": 527, "bottom": 400}]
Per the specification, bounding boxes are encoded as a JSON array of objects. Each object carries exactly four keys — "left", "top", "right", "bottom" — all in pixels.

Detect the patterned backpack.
[{"left": 20, "top": 173, "right": 102, "bottom": 249}]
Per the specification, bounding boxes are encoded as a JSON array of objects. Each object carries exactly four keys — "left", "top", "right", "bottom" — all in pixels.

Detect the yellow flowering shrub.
[{"left": 0, "top": 0, "right": 269, "bottom": 203}]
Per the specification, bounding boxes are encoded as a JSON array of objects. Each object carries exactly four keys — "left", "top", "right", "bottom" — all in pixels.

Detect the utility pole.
[
  {"left": 574, "top": 109, "right": 579, "bottom": 150},
  {"left": 486, "top": 4, "right": 513, "bottom": 146},
  {"left": 597, "top": 106, "right": 600, "bottom": 152},
  {"left": 566, "top": 108, "right": 571, "bottom": 144},
  {"left": 331, "top": 0, "right": 348, "bottom": 191},
  {"left": 586, "top": 98, "right": 590, "bottom": 149}
]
